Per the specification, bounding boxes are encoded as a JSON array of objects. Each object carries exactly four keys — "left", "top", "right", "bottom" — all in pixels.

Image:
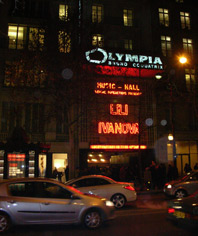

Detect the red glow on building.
[
  {"left": 90, "top": 145, "right": 147, "bottom": 150},
  {"left": 98, "top": 122, "right": 139, "bottom": 134},
  {"left": 83, "top": 64, "right": 164, "bottom": 78}
]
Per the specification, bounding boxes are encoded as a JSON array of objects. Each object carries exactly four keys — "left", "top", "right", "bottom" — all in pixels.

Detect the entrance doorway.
[
  {"left": 176, "top": 154, "right": 190, "bottom": 176},
  {"left": 52, "top": 153, "right": 68, "bottom": 182}
]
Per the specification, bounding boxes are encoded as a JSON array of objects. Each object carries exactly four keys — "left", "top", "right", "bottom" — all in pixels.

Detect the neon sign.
[
  {"left": 98, "top": 122, "right": 139, "bottom": 134},
  {"left": 85, "top": 48, "right": 163, "bottom": 70},
  {"left": 95, "top": 81, "right": 142, "bottom": 96},
  {"left": 90, "top": 145, "right": 147, "bottom": 150},
  {"left": 110, "top": 104, "right": 128, "bottom": 115}
]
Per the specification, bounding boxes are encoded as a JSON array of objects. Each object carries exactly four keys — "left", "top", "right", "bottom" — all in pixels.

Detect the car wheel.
[
  {"left": 175, "top": 189, "right": 187, "bottom": 198},
  {"left": 0, "top": 213, "right": 10, "bottom": 233},
  {"left": 111, "top": 194, "right": 126, "bottom": 209},
  {"left": 83, "top": 210, "right": 102, "bottom": 229}
]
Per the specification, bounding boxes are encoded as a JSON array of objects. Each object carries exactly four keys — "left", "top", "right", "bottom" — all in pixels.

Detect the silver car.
[
  {"left": 163, "top": 171, "right": 198, "bottom": 198},
  {"left": 65, "top": 175, "right": 137, "bottom": 208},
  {"left": 0, "top": 178, "right": 115, "bottom": 233}
]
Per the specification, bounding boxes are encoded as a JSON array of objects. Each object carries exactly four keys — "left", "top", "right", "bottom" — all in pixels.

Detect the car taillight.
[
  {"left": 168, "top": 208, "right": 175, "bottom": 214},
  {"left": 123, "top": 185, "right": 135, "bottom": 191}
]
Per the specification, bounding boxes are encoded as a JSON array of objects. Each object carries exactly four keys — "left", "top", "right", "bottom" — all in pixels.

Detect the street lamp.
[{"left": 155, "top": 55, "right": 187, "bottom": 166}]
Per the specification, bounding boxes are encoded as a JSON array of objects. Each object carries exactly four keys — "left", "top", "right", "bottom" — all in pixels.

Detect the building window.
[
  {"left": 185, "top": 69, "right": 195, "bottom": 92},
  {"left": 180, "top": 12, "right": 190, "bottom": 29},
  {"left": 161, "top": 36, "right": 171, "bottom": 56},
  {"left": 8, "top": 25, "right": 27, "bottom": 49},
  {"left": 5, "top": 61, "right": 46, "bottom": 88},
  {"left": 176, "top": 0, "right": 184, "bottom": 3},
  {"left": 159, "top": 8, "right": 169, "bottom": 27},
  {"left": 58, "top": 31, "right": 71, "bottom": 53},
  {"left": 183, "top": 38, "right": 193, "bottom": 55},
  {"left": 59, "top": 4, "right": 69, "bottom": 21},
  {"left": 123, "top": 9, "right": 133, "bottom": 26},
  {"left": 28, "top": 28, "right": 45, "bottom": 51},
  {"left": 92, "top": 5, "right": 103, "bottom": 23},
  {"left": 92, "top": 34, "right": 104, "bottom": 47},
  {"left": 124, "top": 39, "right": 132, "bottom": 50}
]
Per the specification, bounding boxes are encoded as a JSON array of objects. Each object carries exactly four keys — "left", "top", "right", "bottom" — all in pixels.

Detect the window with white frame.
[
  {"left": 159, "top": 8, "right": 169, "bottom": 27},
  {"left": 124, "top": 39, "right": 132, "bottom": 50},
  {"left": 123, "top": 9, "right": 133, "bottom": 26},
  {"left": 58, "top": 31, "right": 71, "bottom": 53},
  {"left": 161, "top": 36, "right": 172, "bottom": 56},
  {"left": 92, "top": 34, "right": 104, "bottom": 47},
  {"left": 8, "top": 25, "right": 27, "bottom": 49},
  {"left": 185, "top": 69, "right": 195, "bottom": 92},
  {"left": 59, "top": 4, "right": 69, "bottom": 21},
  {"left": 183, "top": 38, "right": 193, "bottom": 55},
  {"left": 92, "top": 5, "right": 103, "bottom": 23},
  {"left": 180, "top": 12, "right": 190, "bottom": 29}
]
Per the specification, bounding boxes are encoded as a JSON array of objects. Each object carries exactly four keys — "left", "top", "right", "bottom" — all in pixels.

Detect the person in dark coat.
[{"left": 65, "top": 165, "right": 69, "bottom": 181}]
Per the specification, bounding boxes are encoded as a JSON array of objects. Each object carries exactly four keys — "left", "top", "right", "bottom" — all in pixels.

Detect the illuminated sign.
[
  {"left": 8, "top": 153, "right": 26, "bottom": 178},
  {"left": 110, "top": 104, "right": 128, "bottom": 115},
  {"left": 90, "top": 145, "right": 147, "bottom": 150},
  {"left": 95, "top": 82, "right": 142, "bottom": 96},
  {"left": 98, "top": 122, "right": 139, "bottom": 134},
  {"left": 85, "top": 48, "right": 163, "bottom": 70}
]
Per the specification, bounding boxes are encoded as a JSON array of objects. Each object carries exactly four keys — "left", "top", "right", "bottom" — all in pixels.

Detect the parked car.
[
  {"left": 0, "top": 178, "right": 115, "bottom": 233},
  {"left": 163, "top": 171, "right": 198, "bottom": 198},
  {"left": 167, "top": 190, "right": 198, "bottom": 228},
  {"left": 65, "top": 175, "right": 137, "bottom": 208}
]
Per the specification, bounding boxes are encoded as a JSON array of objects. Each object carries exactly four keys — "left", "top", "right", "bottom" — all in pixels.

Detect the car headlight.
[
  {"left": 167, "top": 184, "right": 172, "bottom": 189},
  {"left": 105, "top": 201, "right": 114, "bottom": 207}
]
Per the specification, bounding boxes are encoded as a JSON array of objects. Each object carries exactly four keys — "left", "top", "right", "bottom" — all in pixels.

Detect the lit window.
[
  {"left": 180, "top": 12, "right": 190, "bottom": 29},
  {"left": 58, "top": 31, "right": 71, "bottom": 53},
  {"left": 183, "top": 38, "right": 193, "bottom": 55},
  {"left": 124, "top": 39, "right": 132, "bottom": 50},
  {"left": 59, "top": 4, "right": 69, "bottom": 21},
  {"left": 185, "top": 69, "right": 195, "bottom": 92},
  {"left": 8, "top": 25, "right": 27, "bottom": 49},
  {"left": 92, "top": 34, "right": 104, "bottom": 47},
  {"left": 159, "top": 8, "right": 169, "bottom": 27},
  {"left": 92, "top": 5, "right": 103, "bottom": 23},
  {"left": 28, "top": 28, "right": 45, "bottom": 51},
  {"left": 176, "top": 0, "right": 183, "bottom": 3},
  {"left": 161, "top": 36, "right": 172, "bottom": 56},
  {"left": 123, "top": 9, "right": 132, "bottom": 26}
]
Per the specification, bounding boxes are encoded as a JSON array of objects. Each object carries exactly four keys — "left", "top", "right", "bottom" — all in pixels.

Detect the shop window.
[
  {"left": 59, "top": 4, "right": 69, "bottom": 21},
  {"left": 185, "top": 69, "right": 195, "bottom": 92},
  {"left": 58, "top": 31, "right": 71, "bottom": 53},
  {"left": 92, "top": 34, "right": 104, "bottom": 47},
  {"left": 124, "top": 39, "right": 132, "bottom": 50},
  {"left": 159, "top": 8, "right": 169, "bottom": 27},
  {"left": 92, "top": 5, "right": 103, "bottom": 23},
  {"left": 161, "top": 35, "right": 172, "bottom": 56},
  {"left": 123, "top": 9, "right": 133, "bottom": 26},
  {"left": 183, "top": 38, "right": 193, "bottom": 55}
]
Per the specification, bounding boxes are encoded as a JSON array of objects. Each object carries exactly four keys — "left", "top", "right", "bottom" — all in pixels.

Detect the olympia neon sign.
[{"left": 85, "top": 48, "right": 163, "bottom": 70}]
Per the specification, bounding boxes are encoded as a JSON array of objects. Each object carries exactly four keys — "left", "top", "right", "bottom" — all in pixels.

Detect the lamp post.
[{"left": 155, "top": 55, "right": 187, "bottom": 167}]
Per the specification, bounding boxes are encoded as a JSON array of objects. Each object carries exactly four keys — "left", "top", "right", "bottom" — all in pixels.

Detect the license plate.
[{"left": 173, "top": 211, "right": 185, "bottom": 219}]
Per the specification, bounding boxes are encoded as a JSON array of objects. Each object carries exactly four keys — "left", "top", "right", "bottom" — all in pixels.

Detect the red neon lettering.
[
  {"left": 90, "top": 145, "right": 147, "bottom": 150},
  {"left": 110, "top": 104, "right": 128, "bottom": 115},
  {"left": 98, "top": 122, "right": 139, "bottom": 134}
]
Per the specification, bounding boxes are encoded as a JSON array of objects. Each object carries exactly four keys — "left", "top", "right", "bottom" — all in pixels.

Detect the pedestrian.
[
  {"left": 65, "top": 165, "right": 69, "bottom": 181},
  {"left": 194, "top": 163, "right": 198, "bottom": 170},
  {"left": 184, "top": 163, "right": 192, "bottom": 173},
  {"left": 52, "top": 167, "right": 58, "bottom": 179},
  {"left": 57, "top": 171, "right": 63, "bottom": 182}
]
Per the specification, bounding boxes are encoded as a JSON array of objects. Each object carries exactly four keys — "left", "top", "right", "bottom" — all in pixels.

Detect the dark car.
[
  {"left": 167, "top": 190, "right": 198, "bottom": 228},
  {"left": 163, "top": 171, "right": 198, "bottom": 198},
  {"left": 0, "top": 178, "right": 115, "bottom": 233}
]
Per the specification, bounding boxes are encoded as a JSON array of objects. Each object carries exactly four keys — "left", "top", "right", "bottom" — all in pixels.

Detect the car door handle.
[
  {"left": 7, "top": 200, "right": 16, "bottom": 204},
  {"left": 41, "top": 202, "right": 50, "bottom": 205}
]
